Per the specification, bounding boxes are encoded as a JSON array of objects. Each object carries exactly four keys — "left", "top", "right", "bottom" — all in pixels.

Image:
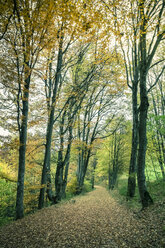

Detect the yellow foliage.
[
  {"left": 66, "top": 176, "right": 78, "bottom": 195},
  {"left": 0, "top": 161, "right": 17, "bottom": 183},
  {"left": 25, "top": 184, "right": 45, "bottom": 191}
]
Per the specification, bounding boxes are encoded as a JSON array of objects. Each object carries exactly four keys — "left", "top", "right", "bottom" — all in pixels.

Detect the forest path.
[{"left": 0, "top": 186, "right": 164, "bottom": 248}]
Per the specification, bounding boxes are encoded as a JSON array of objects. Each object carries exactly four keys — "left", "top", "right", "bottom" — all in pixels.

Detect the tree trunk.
[
  {"left": 137, "top": 1, "right": 153, "bottom": 208},
  {"left": 38, "top": 38, "right": 63, "bottom": 209},
  {"left": 137, "top": 94, "right": 153, "bottom": 207},
  {"left": 108, "top": 165, "right": 111, "bottom": 190},
  {"left": 62, "top": 160, "right": 70, "bottom": 198},
  {"left": 151, "top": 91, "right": 165, "bottom": 180},
  {"left": 61, "top": 125, "right": 73, "bottom": 198},
  {"left": 77, "top": 148, "right": 91, "bottom": 192},
  {"left": 109, "top": 159, "right": 118, "bottom": 190},
  {"left": 55, "top": 116, "right": 73, "bottom": 201},
  {"left": 108, "top": 148, "right": 111, "bottom": 190},
  {"left": 38, "top": 109, "right": 54, "bottom": 209},
  {"left": 55, "top": 152, "right": 64, "bottom": 202},
  {"left": 150, "top": 154, "right": 159, "bottom": 180},
  {"left": 16, "top": 75, "right": 30, "bottom": 219},
  {"left": 91, "top": 158, "right": 97, "bottom": 189},
  {"left": 127, "top": 21, "right": 139, "bottom": 198},
  {"left": 127, "top": 84, "right": 138, "bottom": 197},
  {"left": 157, "top": 136, "right": 165, "bottom": 180},
  {"left": 77, "top": 161, "right": 85, "bottom": 193}
]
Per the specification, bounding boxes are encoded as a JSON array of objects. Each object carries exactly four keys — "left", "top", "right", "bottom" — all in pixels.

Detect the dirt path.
[{"left": 0, "top": 186, "right": 164, "bottom": 248}]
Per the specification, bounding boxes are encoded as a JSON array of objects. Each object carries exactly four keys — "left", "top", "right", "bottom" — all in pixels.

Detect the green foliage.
[
  {"left": 0, "top": 178, "right": 16, "bottom": 226},
  {"left": 66, "top": 176, "right": 79, "bottom": 195},
  {"left": 82, "top": 179, "right": 92, "bottom": 193},
  {"left": 145, "top": 150, "right": 164, "bottom": 182},
  {"left": 0, "top": 0, "right": 164, "bottom": 225},
  {"left": 110, "top": 173, "right": 165, "bottom": 211},
  {"left": 0, "top": 160, "right": 17, "bottom": 225},
  {"left": 95, "top": 120, "right": 131, "bottom": 186},
  {"left": 146, "top": 179, "right": 165, "bottom": 202},
  {"left": 0, "top": 178, "right": 42, "bottom": 226},
  {"left": 66, "top": 176, "right": 92, "bottom": 196},
  {"left": 113, "top": 175, "right": 141, "bottom": 209},
  {"left": 0, "top": 160, "right": 17, "bottom": 182},
  {"left": 0, "top": 141, "right": 43, "bottom": 225},
  {"left": 24, "top": 185, "right": 41, "bottom": 214}
]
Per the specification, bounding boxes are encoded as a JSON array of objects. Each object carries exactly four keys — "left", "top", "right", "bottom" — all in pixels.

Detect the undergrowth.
[
  {"left": 0, "top": 178, "right": 93, "bottom": 227},
  {"left": 109, "top": 175, "right": 165, "bottom": 211}
]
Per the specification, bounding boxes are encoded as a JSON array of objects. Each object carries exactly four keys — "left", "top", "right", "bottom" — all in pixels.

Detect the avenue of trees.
[{"left": 0, "top": 0, "right": 164, "bottom": 221}]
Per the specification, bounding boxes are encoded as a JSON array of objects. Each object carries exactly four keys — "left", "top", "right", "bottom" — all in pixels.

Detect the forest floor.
[{"left": 0, "top": 186, "right": 165, "bottom": 248}]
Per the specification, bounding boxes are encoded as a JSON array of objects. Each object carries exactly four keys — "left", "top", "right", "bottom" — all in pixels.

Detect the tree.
[
  {"left": 108, "top": 130, "right": 124, "bottom": 190},
  {"left": 37, "top": 12, "right": 97, "bottom": 208},
  {"left": 102, "top": 0, "right": 165, "bottom": 206},
  {"left": 38, "top": 0, "right": 108, "bottom": 207},
  {"left": 0, "top": 0, "right": 56, "bottom": 219},
  {"left": 76, "top": 78, "right": 125, "bottom": 191},
  {"left": 0, "top": 0, "right": 15, "bottom": 40},
  {"left": 38, "top": 29, "right": 64, "bottom": 208},
  {"left": 53, "top": 41, "right": 108, "bottom": 201},
  {"left": 137, "top": 0, "right": 164, "bottom": 208},
  {"left": 147, "top": 61, "right": 165, "bottom": 180},
  {"left": 100, "top": 0, "right": 140, "bottom": 197},
  {"left": 95, "top": 119, "right": 131, "bottom": 187},
  {"left": 54, "top": 44, "right": 100, "bottom": 201}
]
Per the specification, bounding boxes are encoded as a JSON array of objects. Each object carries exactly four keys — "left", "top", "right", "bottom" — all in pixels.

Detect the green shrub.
[
  {"left": 82, "top": 180, "right": 92, "bottom": 193},
  {"left": 66, "top": 177, "right": 93, "bottom": 196},
  {"left": 0, "top": 179, "right": 16, "bottom": 226},
  {"left": 66, "top": 176, "right": 79, "bottom": 195}
]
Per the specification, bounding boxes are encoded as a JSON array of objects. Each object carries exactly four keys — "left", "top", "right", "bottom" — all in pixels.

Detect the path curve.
[{"left": 0, "top": 186, "right": 164, "bottom": 248}]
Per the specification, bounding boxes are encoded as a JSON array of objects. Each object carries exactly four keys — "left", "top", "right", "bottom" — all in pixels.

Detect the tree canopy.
[{"left": 0, "top": 0, "right": 164, "bottom": 222}]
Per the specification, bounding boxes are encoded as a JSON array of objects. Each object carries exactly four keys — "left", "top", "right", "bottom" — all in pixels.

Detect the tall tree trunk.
[
  {"left": 127, "top": 22, "right": 139, "bottom": 198},
  {"left": 110, "top": 133, "right": 120, "bottom": 190},
  {"left": 38, "top": 38, "right": 63, "bottom": 209},
  {"left": 16, "top": 74, "right": 30, "bottom": 219},
  {"left": 55, "top": 113, "right": 73, "bottom": 201},
  {"left": 151, "top": 91, "right": 165, "bottom": 180},
  {"left": 77, "top": 148, "right": 91, "bottom": 192},
  {"left": 150, "top": 154, "right": 159, "bottom": 180},
  {"left": 62, "top": 160, "right": 70, "bottom": 198},
  {"left": 156, "top": 134, "right": 165, "bottom": 180},
  {"left": 108, "top": 149, "right": 111, "bottom": 190},
  {"left": 91, "top": 158, "right": 97, "bottom": 189},
  {"left": 127, "top": 83, "right": 138, "bottom": 197},
  {"left": 77, "top": 159, "right": 85, "bottom": 192},
  {"left": 61, "top": 125, "right": 73, "bottom": 198},
  {"left": 137, "top": 93, "right": 153, "bottom": 207},
  {"left": 38, "top": 112, "right": 54, "bottom": 209},
  {"left": 55, "top": 150, "right": 64, "bottom": 202},
  {"left": 137, "top": 3, "right": 153, "bottom": 208}
]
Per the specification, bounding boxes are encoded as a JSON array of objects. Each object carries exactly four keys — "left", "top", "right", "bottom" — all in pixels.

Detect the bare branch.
[{"left": 147, "top": 65, "right": 165, "bottom": 93}]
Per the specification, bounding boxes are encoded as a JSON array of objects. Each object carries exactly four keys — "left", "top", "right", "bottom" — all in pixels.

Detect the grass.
[
  {"left": 109, "top": 174, "right": 165, "bottom": 211},
  {"left": 147, "top": 179, "right": 165, "bottom": 201}
]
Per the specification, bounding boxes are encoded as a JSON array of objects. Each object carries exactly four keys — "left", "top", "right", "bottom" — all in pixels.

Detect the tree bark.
[
  {"left": 16, "top": 74, "right": 30, "bottom": 219},
  {"left": 127, "top": 83, "right": 138, "bottom": 197},
  {"left": 137, "top": 94, "right": 153, "bottom": 207},
  {"left": 38, "top": 37, "right": 63, "bottom": 209},
  {"left": 38, "top": 112, "right": 54, "bottom": 209},
  {"left": 55, "top": 111, "right": 73, "bottom": 201},
  {"left": 91, "top": 158, "right": 97, "bottom": 189},
  {"left": 55, "top": 150, "right": 64, "bottom": 202},
  {"left": 137, "top": 2, "right": 153, "bottom": 207},
  {"left": 151, "top": 91, "right": 165, "bottom": 180}
]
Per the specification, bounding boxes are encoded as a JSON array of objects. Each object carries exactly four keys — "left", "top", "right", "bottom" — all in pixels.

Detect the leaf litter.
[{"left": 0, "top": 186, "right": 164, "bottom": 248}]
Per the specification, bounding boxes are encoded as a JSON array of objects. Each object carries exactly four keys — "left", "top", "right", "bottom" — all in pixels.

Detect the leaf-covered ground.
[{"left": 0, "top": 186, "right": 165, "bottom": 248}]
